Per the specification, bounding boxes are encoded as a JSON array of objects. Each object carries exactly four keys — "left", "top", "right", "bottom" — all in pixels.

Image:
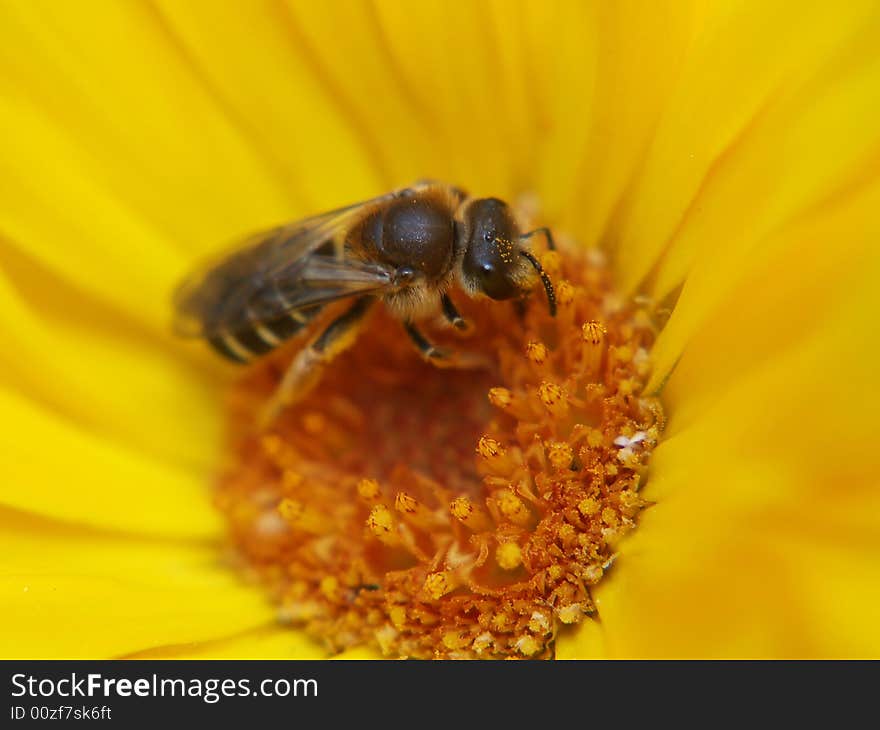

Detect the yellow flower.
[{"left": 1, "top": 0, "right": 878, "bottom": 658}]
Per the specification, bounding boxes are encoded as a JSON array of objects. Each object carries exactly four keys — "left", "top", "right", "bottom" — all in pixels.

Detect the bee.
[{"left": 173, "top": 181, "right": 556, "bottom": 423}]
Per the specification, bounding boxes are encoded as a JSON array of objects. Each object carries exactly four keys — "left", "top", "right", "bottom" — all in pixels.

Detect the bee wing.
[{"left": 173, "top": 195, "right": 397, "bottom": 339}]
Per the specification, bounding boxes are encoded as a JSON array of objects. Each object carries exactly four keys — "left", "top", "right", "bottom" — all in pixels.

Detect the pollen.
[
  {"left": 525, "top": 341, "right": 549, "bottom": 365},
  {"left": 217, "top": 240, "right": 665, "bottom": 659},
  {"left": 537, "top": 381, "right": 568, "bottom": 417},
  {"left": 496, "top": 542, "right": 523, "bottom": 570},
  {"left": 488, "top": 387, "right": 513, "bottom": 409}
]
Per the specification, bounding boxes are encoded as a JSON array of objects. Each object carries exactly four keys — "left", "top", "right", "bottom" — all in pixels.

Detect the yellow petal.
[
  {"left": 555, "top": 616, "right": 604, "bottom": 660},
  {"left": 554, "top": 1, "right": 698, "bottom": 247},
  {"left": 153, "top": 0, "right": 382, "bottom": 210},
  {"left": 615, "top": 1, "right": 879, "bottom": 294},
  {"left": 595, "top": 246, "right": 880, "bottom": 656},
  {"left": 0, "top": 509, "right": 275, "bottom": 659},
  {"left": 647, "top": 46, "right": 880, "bottom": 386},
  {"left": 0, "top": 262, "right": 222, "bottom": 469},
  {"left": 0, "top": 98, "right": 186, "bottom": 332},
  {"left": 123, "top": 624, "right": 324, "bottom": 660},
  {"left": 0, "top": 388, "right": 221, "bottom": 538},
  {"left": 370, "top": 0, "right": 527, "bottom": 193},
  {"left": 655, "top": 176, "right": 880, "bottom": 425},
  {"left": 0, "top": 0, "right": 293, "bottom": 259}
]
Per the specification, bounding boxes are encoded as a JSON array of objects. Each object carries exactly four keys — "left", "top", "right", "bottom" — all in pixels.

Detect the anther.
[
  {"left": 496, "top": 542, "right": 523, "bottom": 570},
  {"left": 494, "top": 490, "right": 531, "bottom": 527},
  {"left": 526, "top": 341, "right": 549, "bottom": 366},
  {"left": 476, "top": 436, "right": 519, "bottom": 476},
  {"left": 537, "top": 381, "right": 569, "bottom": 417},
  {"left": 424, "top": 570, "right": 462, "bottom": 600},
  {"left": 357, "top": 478, "right": 382, "bottom": 503},
  {"left": 555, "top": 280, "right": 575, "bottom": 307},
  {"left": 546, "top": 441, "right": 574, "bottom": 470},
  {"left": 580, "top": 320, "right": 606, "bottom": 380},
  {"left": 277, "top": 498, "right": 330, "bottom": 534},
  {"left": 394, "top": 492, "right": 437, "bottom": 528},
  {"left": 488, "top": 387, "right": 514, "bottom": 409},
  {"left": 450, "top": 496, "right": 492, "bottom": 532},
  {"left": 366, "top": 505, "right": 401, "bottom": 547}
]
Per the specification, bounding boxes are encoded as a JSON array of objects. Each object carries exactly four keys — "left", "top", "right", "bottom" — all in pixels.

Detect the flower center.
[{"left": 216, "top": 243, "right": 664, "bottom": 659}]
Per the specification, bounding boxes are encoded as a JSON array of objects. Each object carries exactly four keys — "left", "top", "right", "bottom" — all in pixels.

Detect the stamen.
[
  {"left": 495, "top": 542, "right": 523, "bottom": 570},
  {"left": 366, "top": 505, "right": 401, "bottom": 547},
  {"left": 450, "top": 496, "right": 492, "bottom": 532},
  {"left": 217, "top": 240, "right": 665, "bottom": 659}
]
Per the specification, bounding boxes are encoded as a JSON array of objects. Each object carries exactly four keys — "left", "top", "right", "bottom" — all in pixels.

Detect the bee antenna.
[{"left": 519, "top": 249, "right": 557, "bottom": 317}]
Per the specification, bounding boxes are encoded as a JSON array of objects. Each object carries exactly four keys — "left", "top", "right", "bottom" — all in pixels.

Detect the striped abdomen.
[{"left": 207, "top": 306, "right": 322, "bottom": 363}]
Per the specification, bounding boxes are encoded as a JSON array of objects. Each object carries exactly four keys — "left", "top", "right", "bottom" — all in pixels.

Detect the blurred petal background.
[{"left": 1, "top": 0, "right": 878, "bottom": 658}]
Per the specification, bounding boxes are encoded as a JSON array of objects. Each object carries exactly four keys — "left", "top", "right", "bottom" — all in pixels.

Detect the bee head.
[{"left": 458, "top": 198, "right": 556, "bottom": 315}]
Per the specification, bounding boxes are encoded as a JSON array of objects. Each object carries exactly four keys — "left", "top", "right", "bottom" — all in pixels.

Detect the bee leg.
[
  {"left": 403, "top": 321, "right": 489, "bottom": 370},
  {"left": 441, "top": 293, "right": 468, "bottom": 331},
  {"left": 259, "top": 297, "right": 373, "bottom": 428}
]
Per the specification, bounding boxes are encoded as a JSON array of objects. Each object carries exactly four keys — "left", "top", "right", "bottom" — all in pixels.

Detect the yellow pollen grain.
[
  {"left": 601, "top": 508, "right": 619, "bottom": 527},
  {"left": 578, "top": 497, "right": 600, "bottom": 516},
  {"left": 528, "top": 611, "right": 550, "bottom": 633},
  {"left": 424, "top": 571, "right": 459, "bottom": 599},
  {"left": 582, "top": 320, "right": 606, "bottom": 345},
  {"left": 394, "top": 491, "right": 419, "bottom": 514},
  {"left": 395, "top": 491, "right": 436, "bottom": 528},
  {"left": 537, "top": 381, "right": 568, "bottom": 416},
  {"left": 555, "top": 280, "right": 575, "bottom": 306},
  {"left": 477, "top": 435, "right": 504, "bottom": 459},
  {"left": 516, "top": 635, "right": 541, "bottom": 657},
  {"left": 586, "top": 429, "right": 604, "bottom": 448},
  {"left": 488, "top": 387, "right": 513, "bottom": 409},
  {"left": 496, "top": 542, "right": 522, "bottom": 570},
  {"left": 277, "top": 498, "right": 328, "bottom": 534},
  {"left": 442, "top": 631, "right": 471, "bottom": 651},
  {"left": 612, "top": 344, "right": 633, "bottom": 364},
  {"left": 357, "top": 478, "right": 382, "bottom": 503},
  {"left": 526, "top": 341, "right": 549, "bottom": 365},
  {"left": 476, "top": 436, "right": 519, "bottom": 477},
  {"left": 491, "top": 613, "right": 511, "bottom": 632},
  {"left": 472, "top": 632, "right": 493, "bottom": 654},
  {"left": 619, "top": 489, "right": 641, "bottom": 514},
  {"left": 449, "top": 496, "right": 491, "bottom": 532},
  {"left": 320, "top": 576, "right": 340, "bottom": 600},
  {"left": 539, "top": 250, "right": 561, "bottom": 276},
  {"left": 366, "top": 505, "right": 399, "bottom": 545},
  {"left": 388, "top": 605, "right": 407, "bottom": 629},
  {"left": 546, "top": 441, "right": 574, "bottom": 470},
  {"left": 558, "top": 522, "right": 576, "bottom": 544},
  {"left": 497, "top": 490, "right": 530, "bottom": 526},
  {"left": 557, "top": 604, "right": 584, "bottom": 624},
  {"left": 548, "top": 565, "right": 565, "bottom": 581},
  {"left": 278, "top": 498, "right": 304, "bottom": 522}
]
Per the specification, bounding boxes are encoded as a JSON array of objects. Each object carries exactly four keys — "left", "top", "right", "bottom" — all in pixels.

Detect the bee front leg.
[
  {"left": 403, "top": 321, "right": 488, "bottom": 370},
  {"left": 440, "top": 293, "right": 468, "bottom": 331},
  {"left": 259, "top": 297, "right": 373, "bottom": 429}
]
